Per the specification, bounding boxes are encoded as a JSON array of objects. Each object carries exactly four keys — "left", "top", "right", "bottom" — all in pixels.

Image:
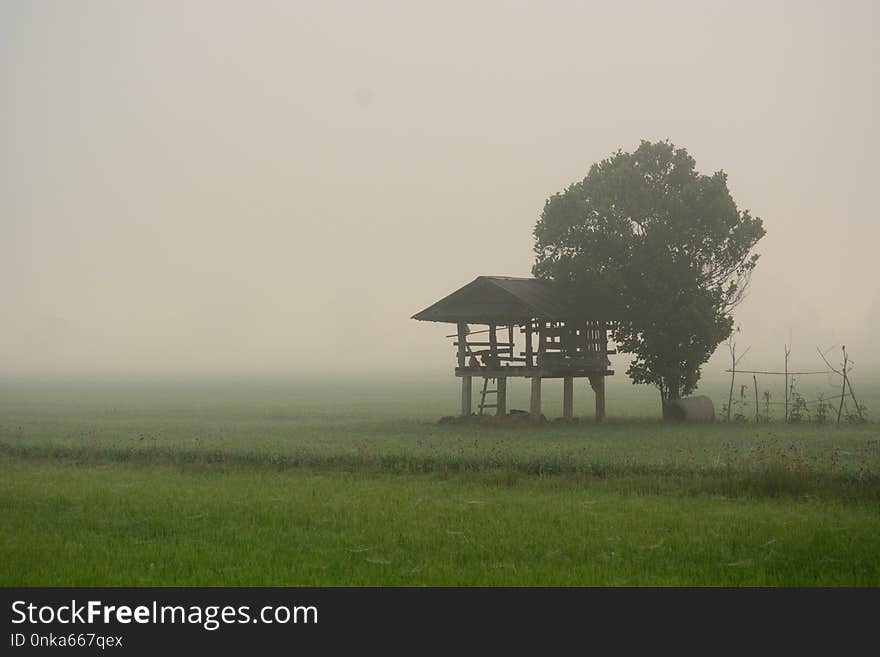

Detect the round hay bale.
[{"left": 663, "top": 395, "right": 715, "bottom": 422}]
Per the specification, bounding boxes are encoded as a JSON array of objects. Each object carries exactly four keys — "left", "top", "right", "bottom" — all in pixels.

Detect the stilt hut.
[{"left": 412, "top": 276, "right": 615, "bottom": 420}]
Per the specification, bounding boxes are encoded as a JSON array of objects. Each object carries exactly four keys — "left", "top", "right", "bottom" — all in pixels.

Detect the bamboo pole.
[
  {"left": 836, "top": 346, "right": 848, "bottom": 425},
  {"left": 846, "top": 373, "right": 864, "bottom": 422},
  {"left": 784, "top": 345, "right": 790, "bottom": 423},
  {"left": 753, "top": 375, "right": 759, "bottom": 423},
  {"left": 727, "top": 342, "right": 736, "bottom": 422}
]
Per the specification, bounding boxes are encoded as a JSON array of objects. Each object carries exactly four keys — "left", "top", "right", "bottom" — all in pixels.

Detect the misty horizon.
[{"left": 2, "top": 1, "right": 878, "bottom": 381}]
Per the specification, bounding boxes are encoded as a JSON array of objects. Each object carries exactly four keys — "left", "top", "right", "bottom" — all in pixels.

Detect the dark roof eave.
[{"left": 411, "top": 275, "right": 619, "bottom": 324}]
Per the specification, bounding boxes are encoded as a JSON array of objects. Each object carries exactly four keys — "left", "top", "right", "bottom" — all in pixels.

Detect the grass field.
[{"left": 1, "top": 377, "right": 878, "bottom": 585}]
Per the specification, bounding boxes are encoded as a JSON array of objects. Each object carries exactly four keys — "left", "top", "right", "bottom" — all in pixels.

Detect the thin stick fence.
[{"left": 722, "top": 341, "right": 866, "bottom": 424}]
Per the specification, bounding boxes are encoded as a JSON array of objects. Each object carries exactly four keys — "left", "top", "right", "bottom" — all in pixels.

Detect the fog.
[{"left": 2, "top": 1, "right": 878, "bottom": 381}]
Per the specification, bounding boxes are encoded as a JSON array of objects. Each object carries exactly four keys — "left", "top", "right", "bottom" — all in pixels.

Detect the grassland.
[{"left": 1, "top": 377, "right": 878, "bottom": 585}]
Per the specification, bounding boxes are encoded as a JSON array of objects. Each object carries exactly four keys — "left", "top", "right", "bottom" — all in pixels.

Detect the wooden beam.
[
  {"left": 456, "top": 366, "right": 614, "bottom": 379},
  {"left": 563, "top": 376, "right": 573, "bottom": 420},
  {"left": 461, "top": 375, "right": 472, "bottom": 416},
  {"left": 530, "top": 375, "right": 542, "bottom": 419},
  {"left": 445, "top": 327, "right": 492, "bottom": 338},
  {"left": 497, "top": 376, "right": 507, "bottom": 416}
]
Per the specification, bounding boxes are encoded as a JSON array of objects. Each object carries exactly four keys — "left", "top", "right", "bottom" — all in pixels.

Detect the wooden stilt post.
[
  {"left": 589, "top": 374, "right": 606, "bottom": 421},
  {"left": 563, "top": 376, "right": 573, "bottom": 420},
  {"left": 489, "top": 324, "right": 497, "bottom": 367},
  {"left": 530, "top": 376, "right": 542, "bottom": 419},
  {"left": 497, "top": 377, "right": 507, "bottom": 416},
  {"left": 456, "top": 322, "right": 467, "bottom": 369},
  {"left": 537, "top": 321, "right": 545, "bottom": 366},
  {"left": 457, "top": 322, "right": 471, "bottom": 416},
  {"left": 525, "top": 320, "right": 534, "bottom": 368}
]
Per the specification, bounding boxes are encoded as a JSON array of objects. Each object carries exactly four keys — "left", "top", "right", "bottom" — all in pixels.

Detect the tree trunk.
[{"left": 661, "top": 378, "right": 682, "bottom": 421}]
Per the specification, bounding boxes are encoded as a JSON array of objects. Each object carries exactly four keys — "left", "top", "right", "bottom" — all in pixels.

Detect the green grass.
[
  {"left": 1, "top": 378, "right": 878, "bottom": 585},
  {"left": 3, "top": 459, "right": 879, "bottom": 586}
]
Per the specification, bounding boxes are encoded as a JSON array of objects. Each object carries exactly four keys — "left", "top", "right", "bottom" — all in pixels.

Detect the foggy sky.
[{"left": 2, "top": 0, "right": 878, "bottom": 379}]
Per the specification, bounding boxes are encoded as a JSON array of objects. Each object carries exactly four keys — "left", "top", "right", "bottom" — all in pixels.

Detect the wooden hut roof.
[{"left": 411, "top": 276, "right": 609, "bottom": 324}]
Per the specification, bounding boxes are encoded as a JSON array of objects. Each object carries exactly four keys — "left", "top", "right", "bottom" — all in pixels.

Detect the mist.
[{"left": 2, "top": 0, "right": 878, "bottom": 381}]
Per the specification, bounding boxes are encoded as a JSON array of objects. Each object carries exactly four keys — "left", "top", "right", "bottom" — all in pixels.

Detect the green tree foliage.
[{"left": 533, "top": 140, "right": 765, "bottom": 405}]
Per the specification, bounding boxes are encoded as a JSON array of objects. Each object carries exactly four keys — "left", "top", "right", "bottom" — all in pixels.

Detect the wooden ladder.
[{"left": 478, "top": 377, "right": 497, "bottom": 415}]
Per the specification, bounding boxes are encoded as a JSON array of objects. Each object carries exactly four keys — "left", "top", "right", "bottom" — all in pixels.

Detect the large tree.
[{"left": 533, "top": 140, "right": 765, "bottom": 408}]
